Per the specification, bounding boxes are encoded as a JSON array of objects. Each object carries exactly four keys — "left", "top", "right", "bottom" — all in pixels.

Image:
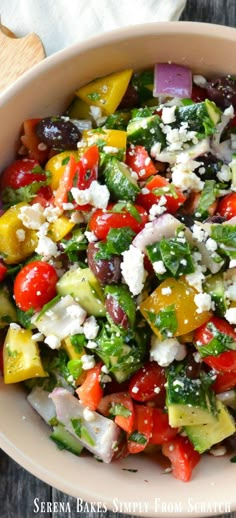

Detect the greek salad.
[{"left": 1, "top": 63, "right": 236, "bottom": 482}]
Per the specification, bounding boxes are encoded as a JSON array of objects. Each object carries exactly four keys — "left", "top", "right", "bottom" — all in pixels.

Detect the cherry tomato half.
[
  {"left": 0, "top": 158, "right": 46, "bottom": 190},
  {"left": 126, "top": 145, "right": 157, "bottom": 180},
  {"left": 212, "top": 371, "right": 236, "bottom": 393},
  {"left": 162, "top": 436, "right": 200, "bottom": 482},
  {"left": 14, "top": 260, "right": 58, "bottom": 312},
  {"left": 149, "top": 408, "right": 178, "bottom": 445},
  {"left": 194, "top": 316, "right": 236, "bottom": 372},
  {"left": 136, "top": 174, "right": 186, "bottom": 213},
  {"left": 128, "top": 361, "right": 166, "bottom": 403},
  {"left": 89, "top": 203, "right": 148, "bottom": 240},
  {"left": 218, "top": 193, "right": 236, "bottom": 220},
  {"left": 127, "top": 405, "right": 153, "bottom": 454}
]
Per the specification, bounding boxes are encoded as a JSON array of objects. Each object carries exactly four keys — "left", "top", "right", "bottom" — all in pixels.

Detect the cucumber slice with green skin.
[
  {"left": 104, "top": 158, "right": 140, "bottom": 202},
  {"left": 185, "top": 399, "right": 235, "bottom": 454},
  {"left": 175, "top": 100, "right": 221, "bottom": 137},
  {"left": 167, "top": 362, "right": 217, "bottom": 427},
  {"left": 127, "top": 115, "right": 166, "bottom": 152},
  {"left": 57, "top": 267, "right": 106, "bottom": 317},
  {"left": 204, "top": 273, "right": 228, "bottom": 318},
  {"left": 0, "top": 288, "right": 16, "bottom": 328},
  {"left": 104, "top": 284, "right": 136, "bottom": 328},
  {"left": 50, "top": 424, "right": 83, "bottom": 455}
]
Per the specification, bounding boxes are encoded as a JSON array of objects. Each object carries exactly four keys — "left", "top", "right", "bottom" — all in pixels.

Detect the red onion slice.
[{"left": 154, "top": 63, "right": 192, "bottom": 99}]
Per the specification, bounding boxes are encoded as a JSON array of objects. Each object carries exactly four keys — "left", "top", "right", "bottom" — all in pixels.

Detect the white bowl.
[{"left": 1, "top": 21, "right": 236, "bottom": 517}]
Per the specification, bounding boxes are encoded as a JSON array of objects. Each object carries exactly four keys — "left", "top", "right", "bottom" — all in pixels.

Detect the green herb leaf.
[
  {"left": 195, "top": 180, "right": 219, "bottom": 220},
  {"left": 128, "top": 431, "right": 147, "bottom": 445},
  {"left": 95, "top": 227, "right": 135, "bottom": 260},
  {"left": 70, "top": 333, "right": 87, "bottom": 353},
  {"left": 16, "top": 307, "right": 34, "bottom": 329},
  {"left": 197, "top": 322, "right": 236, "bottom": 358},
  {"left": 61, "top": 156, "right": 70, "bottom": 166},
  {"left": 109, "top": 403, "right": 132, "bottom": 418},
  {"left": 87, "top": 92, "right": 101, "bottom": 101},
  {"left": 159, "top": 237, "right": 195, "bottom": 278},
  {"left": 67, "top": 359, "right": 83, "bottom": 379},
  {"left": 71, "top": 418, "right": 95, "bottom": 446},
  {"left": 62, "top": 230, "right": 87, "bottom": 262},
  {"left": 2, "top": 182, "right": 47, "bottom": 208},
  {"left": 211, "top": 225, "right": 236, "bottom": 257},
  {"left": 145, "top": 305, "right": 178, "bottom": 338}
]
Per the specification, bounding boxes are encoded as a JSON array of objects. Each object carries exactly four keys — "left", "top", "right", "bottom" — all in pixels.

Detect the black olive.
[
  {"left": 118, "top": 84, "right": 139, "bottom": 109},
  {"left": 206, "top": 76, "right": 236, "bottom": 109},
  {"left": 36, "top": 116, "right": 81, "bottom": 150},
  {"left": 175, "top": 213, "right": 195, "bottom": 228}
]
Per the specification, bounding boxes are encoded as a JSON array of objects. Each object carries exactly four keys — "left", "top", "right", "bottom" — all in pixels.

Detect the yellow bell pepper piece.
[
  {"left": 3, "top": 327, "right": 48, "bottom": 384},
  {"left": 62, "top": 336, "right": 85, "bottom": 360},
  {"left": 46, "top": 151, "right": 78, "bottom": 191},
  {"left": 0, "top": 202, "right": 37, "bottom": 264},
  {"left": 140, "top": 277, "right": 212, "bottom": 338},
  {"left": 82, "top": 128, "right": 127, "bottom": 150},
  {"left": 49, "top": 215, "right": 75, "bottom": 242},
  {"left": 76, "top": 69, "right": 133, "bottom": 115}
]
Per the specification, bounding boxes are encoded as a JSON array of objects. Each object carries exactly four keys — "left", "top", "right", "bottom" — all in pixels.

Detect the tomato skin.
[
  {"left": 14, "top": 261, "right": 58, "bottom": 312},
  {"left": 136, "top": 175, "right": 186, "bottom": 213},
  {"left": 127, "top": 405, "right": 153, "bottom": 454},
  {"left": 212, "top": 371, "right": 236, "bottom": 393},
  {"left": 149, "top": 409, "right": 178, "bottom": 445},
  {"left": 89, "top": 203, "right": 148, "bottom": 240},
  {"left": 77, "top": 363, "right": 103, "bottom": 411},
  {"left": 128, "top": 361, "right": 166, "bottom": 402},
  {"left": 162, "top": 436, "right": 200, "bottom": 482},
  {"left": 97, "top": 392, "right": 134, "bottom": 433},
  {"left": 126, "top": 145, "right": 157, "bottom": 180},
  {"left": 218, "top": 193, "right": 236, "bottom": 220},
  {"left": 0, "top": 158, "right": 46, "bottom": 190},
  {"left": 54, "top": 146, "right": 99, "bottom": 210},
  {"left": 0, "top": 263, "right": 7, "bottom": 282},
  {"left": 194, "top": 316, "right": 236, "bottom": 372}
]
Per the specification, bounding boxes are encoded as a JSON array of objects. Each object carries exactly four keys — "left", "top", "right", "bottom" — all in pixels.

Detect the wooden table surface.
[{"left": 1, "top": 1, "right": 236, "bottom": 517}]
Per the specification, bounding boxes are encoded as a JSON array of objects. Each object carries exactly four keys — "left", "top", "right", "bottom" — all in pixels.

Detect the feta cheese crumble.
[
  {"left": 225, "top": 307, "right": 236, "bottom": 325},
  {"left": 194, "top": 292, "right": 212, "bottom": 313},
  {"left": 121, "top": 245, "right": 146, "bottom": 296},
  {"left": 150, "top": 336, "right": 187, "bottom": 367},
  {"left": 71, "top": 180, "right": 110, "bottom": 209},
  {"left": 83, "top": 316, "right": 99, "bottom": 340},
  {"left": 18, "top": 203, "right": 45, "bottom": 229}
]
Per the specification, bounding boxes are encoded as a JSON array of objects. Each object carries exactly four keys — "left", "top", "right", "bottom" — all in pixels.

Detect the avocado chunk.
[
  {"left": 57, "top": 267, "right": 105, "bottom": 317},
  {"left": 50, "top": 424, "right": 83, "bottom": 455},
  {"left": 185, "top": 399, "right": 235, "bottom": 453},
  {"left": 104, "top": 157, "right": 140, "bottom": 202}
]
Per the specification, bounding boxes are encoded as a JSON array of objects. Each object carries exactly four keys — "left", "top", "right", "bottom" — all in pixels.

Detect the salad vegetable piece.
[{"left": 1, "top": 62, "right": 236, "bottom": 482}]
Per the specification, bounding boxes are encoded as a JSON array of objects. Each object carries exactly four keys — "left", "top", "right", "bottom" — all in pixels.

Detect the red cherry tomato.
[
  {"left": 21, "top": 119, "right": 50, "bottom": 164},
  {"left": 136, "top": 174, "right": 186, "bottom": 213},
  {"left": 194, "top": 316, "right": 236, "bottom": 372},
  {"left": 218, "top": 193, "right": 236, "bottom": 220},
  {"left": 162, "top": 436, "right": 200, "bottom": 482},
  {"left": 0, "top": 158, "right": 46, "bottom": 190},
  {"left": 127, "top": 405, "right": 153, "bottom": 454},
  {"left": 212, "top": 371, "right": 236, "bottom": 393},
  {"left": 128, "top": 361, "right": 166, "bottom": 402},
  {"left": 14, "top": 260, "right": 58, "bottom": 312},
  {"left": 76, "top": 363, "right": 103, "bottom": 411},
  {"left": 97, "top": 392, "right": 134, "bottom": 434},
  {"left": 191, "top": 85, "right": 207, "bottom": 103},
  {"left": 54, "top": 146, "right": 99, "bottom": 210},
  {"left": 126, "top": 145, "right": 157, "bottom": 180},
  {"left": 89, "top": 203, "right": 148, "bottom": 240},
  {"left": 0, "top": 262, "right": 7, "bottom": 282},
  {"left": 149, "top": 408, "right": 178, "bottom": 445},
  {"left": 31, "top": 185, "right": 53, "bottom": 207}
]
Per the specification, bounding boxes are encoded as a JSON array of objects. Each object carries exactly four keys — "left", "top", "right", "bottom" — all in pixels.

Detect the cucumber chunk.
[
  {"left": 185, "top": 399, "right": 235, "bottom": 453},
  {"left": 167, "top": 362, "right": 217, "bottom": 427},
  {"left": 127, "top": 115, "right": 166, "bottom": 152},
  {"left": 104, "top": 157, "right": 140, "bottom": 202},
  {"left": 204, "top": 273, "right": 228, "bottom": 317},
  {"left": 50, "top": 424, "right": 83, "bottom": 455},
  {"left": 57, "top": 267, "right": 105, "bottom": 317},
  {"left": 0, "top": 288, "right": 16, "bottom": 328}
]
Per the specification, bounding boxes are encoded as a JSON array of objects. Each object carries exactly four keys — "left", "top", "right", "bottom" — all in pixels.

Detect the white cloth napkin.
[{"left": 1, "top": 0, "right": 186, "bottom": 56}]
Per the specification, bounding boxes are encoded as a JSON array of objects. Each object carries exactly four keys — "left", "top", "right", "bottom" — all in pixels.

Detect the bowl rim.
[{"left": 1, "top": 20, "right": 236, "bottom": 517}]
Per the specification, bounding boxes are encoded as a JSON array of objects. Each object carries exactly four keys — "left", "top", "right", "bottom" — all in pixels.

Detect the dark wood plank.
[
  {"left": 0, "top": 449, "right": 51, "bottom": 518},
  {"left": 181, "top": 0, "right": 236, "bottom": 27},
  {"left": 1, "top": 2, "right": 236, "bottom": 518}
]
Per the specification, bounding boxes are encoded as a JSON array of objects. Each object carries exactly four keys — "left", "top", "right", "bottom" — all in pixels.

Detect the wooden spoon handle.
[{"left": 0, "top": 24, "right": 45, "bottom": 94}]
